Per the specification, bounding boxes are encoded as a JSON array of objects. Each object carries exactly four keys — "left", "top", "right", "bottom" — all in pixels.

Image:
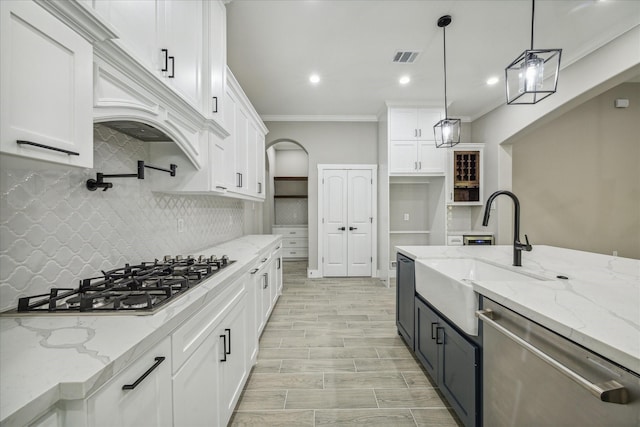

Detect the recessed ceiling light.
[
  {"left": 486, "top": 76, "right": 499, "bottom": 85},
  {"left": 399, "top": 76, "right": 411, "bottom": 85},
  {"left": 309, "top": 74, "right": 320, "bottom": 84}
]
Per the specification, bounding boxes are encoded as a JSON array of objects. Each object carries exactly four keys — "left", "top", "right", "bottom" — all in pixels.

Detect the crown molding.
[{"left": 261, "top": 115, "right": 378, "bottom": 122}]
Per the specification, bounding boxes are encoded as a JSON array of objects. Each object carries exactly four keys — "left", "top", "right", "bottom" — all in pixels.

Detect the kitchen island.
[
  {"left": 397, "top": 244, "right": 640, "bottom": 426},
  {"left": 0, "top": 235, "right": 281, "bottom": 427},
  {"left": 397, "top": 244, "right": 640, "bottom": 373}
]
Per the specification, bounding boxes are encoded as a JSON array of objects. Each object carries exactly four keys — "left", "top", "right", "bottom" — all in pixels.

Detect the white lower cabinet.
[
  {"left": 20, "top": 240, "right": 283, "bottom": 427},
  {"left": 86, "top": 337, "right": 173, "bottom": 427},
  {"left": 172, "top": 277, "right": 248, "bottom": 427},
  {"left": 172, "top": 334, "right": 219, "bottom": 426},
  {"left": 217, "top": 294, "right": 248, "bottom": 425}
]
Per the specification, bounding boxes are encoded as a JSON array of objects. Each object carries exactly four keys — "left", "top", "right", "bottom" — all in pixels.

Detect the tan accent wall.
[{"left": 512, "top": 83, "right": 640, "bottom": 259}]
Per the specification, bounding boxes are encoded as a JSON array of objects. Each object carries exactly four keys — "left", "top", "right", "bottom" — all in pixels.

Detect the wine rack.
[{"left": 453, "top": 150, "right": 480, "bottom": 202}]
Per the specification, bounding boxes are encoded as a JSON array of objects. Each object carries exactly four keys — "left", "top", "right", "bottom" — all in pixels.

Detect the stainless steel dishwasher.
[{"left": 477, "top": 298, "right": 640, "bottom": 426}]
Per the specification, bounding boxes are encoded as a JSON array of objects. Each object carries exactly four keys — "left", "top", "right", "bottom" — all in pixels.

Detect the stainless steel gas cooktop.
[{"left": 5, "top": 255, "right": 235, "bottom": 315}]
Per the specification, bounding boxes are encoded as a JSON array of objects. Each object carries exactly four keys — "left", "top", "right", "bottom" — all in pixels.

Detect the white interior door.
[
  {"left": 347, "top": 169, "right": 372, "bottom": 276},
  {"left": 322, "top": 169, "right": 372, "bottom": 277},
  {"left": 322, "top": 170, "right": 348, "bottom": 276}
]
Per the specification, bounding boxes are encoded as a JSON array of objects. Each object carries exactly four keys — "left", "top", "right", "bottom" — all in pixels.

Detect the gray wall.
[
  {"left": 512, "top": 82, "right": 640, "bottom": 259},
  {"left": 264, "top": 121, "right": 378, "bottom": 271}
]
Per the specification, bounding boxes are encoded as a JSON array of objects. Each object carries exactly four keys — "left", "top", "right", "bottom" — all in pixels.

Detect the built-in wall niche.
[
  {"left": 274, "top": 177, "right": 308, "bottom": 198},
  {"left": 388, "top": 175, "right": 446, "bottom": 269}
]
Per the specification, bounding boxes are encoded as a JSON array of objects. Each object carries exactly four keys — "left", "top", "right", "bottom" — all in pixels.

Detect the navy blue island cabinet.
[
  {"left": 396, "top": 252, "right": 480, "bottom": 427},
  {"left": 396, "top": 253, "right": 416, "bottom": 349}
]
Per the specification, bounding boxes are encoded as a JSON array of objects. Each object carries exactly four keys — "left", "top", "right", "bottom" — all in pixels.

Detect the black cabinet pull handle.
[
  {"left": 17, "top": 140, "right": 79, "bottom": 156},
  {"left": 220, "top": 334, "right": 227, "bottom": 362},
  {"left": 435, "top": 326, "right": 445, "bottom": 345},
  {"left": 349, "top": 226, "right": 358, "bottom": 231},
  {"left": 122, "top": 356, "right": 165, "bottom": 390},
  {"left": 225, "top": 328, "right": 231, "bottom": 355},
  {"left": 338, "top": 227, "right": 346, "bottom": 231},
  {"left": 263, "top": 273, "right": 268, "bottom": 289},
  {"left": 168, "top": 56, "right": 175, "bottom": 78},
  {"left": 250, "top": 268, "right": 259, "bottom": 274},
  {"left": 431, "top": 322, "right": 439, "bottom": 340},
  {"left": 212, "top": 96, "right": 218, "bottom": 113},
  {"left": 236, "top": 173, "right": 242, "bottom": 188},
  {"left": 161, "top": 49, "right": 169, "bottom": 72}
]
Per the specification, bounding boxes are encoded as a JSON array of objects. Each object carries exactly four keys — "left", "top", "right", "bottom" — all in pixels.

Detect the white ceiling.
[{"left": 226, "top": 0, "right": 640, "bottom": 121}]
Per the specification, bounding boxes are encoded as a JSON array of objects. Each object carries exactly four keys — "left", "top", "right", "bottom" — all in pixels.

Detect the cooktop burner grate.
[{"left": 11, "top": 255, "right": 234, "bottom": 315}]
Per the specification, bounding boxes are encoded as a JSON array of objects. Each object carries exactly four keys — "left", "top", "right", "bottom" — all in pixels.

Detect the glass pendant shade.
[
  {"left": 434, "top": 118, "right": 461, "bottom": 148},
  {"left": 506, "top": 48, "right": 561, "bottom": 104}
]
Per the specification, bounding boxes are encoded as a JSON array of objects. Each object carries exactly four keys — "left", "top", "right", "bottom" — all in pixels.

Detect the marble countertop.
[
  {"left": 0, "top": 234, "right": 281, "bottom": 426},
  {"left": 396, "top": 245, "right": 640, "bottom": 374}
]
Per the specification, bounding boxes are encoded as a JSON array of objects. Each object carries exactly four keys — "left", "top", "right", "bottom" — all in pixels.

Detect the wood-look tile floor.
[{"left": 229, "top": 261, "right": 462, "bottom": 427}]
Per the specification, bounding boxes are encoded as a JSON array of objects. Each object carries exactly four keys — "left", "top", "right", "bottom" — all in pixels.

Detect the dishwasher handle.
[{"left": 476, "top": 309, "right": 629, "bottom": 404}]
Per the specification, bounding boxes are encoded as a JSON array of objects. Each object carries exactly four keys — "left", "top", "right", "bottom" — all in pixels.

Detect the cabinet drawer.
[
  {"left": 171, "top": 278, "right": 245, "bottom": 372},
  {"left": 273, "top": 227, "right": 308, "bottom": 238},
  {"left": 282, "top": 237, "right": 307, "bottom": 249},
  {"left": 282, "top": 248, "right": 308, "bottom": 259}
]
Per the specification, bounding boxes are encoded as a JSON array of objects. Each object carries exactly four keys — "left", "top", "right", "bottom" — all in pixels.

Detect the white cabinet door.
[
  {"left": 418, "top": 141, "right": 445, "bottom": 174},
  {"left": 207, "top": 0, "right": 226, "bottom": 119},
  {"left": 91, "top": 0, "right": 162, "bottom": 73},
  {"left": 234, "top": 106, "right": 249, "bottom": 193},
  {"left": 246, "top": 123, "right": 258, "bottom": 195},
  {"left": 172, "top": 333, "right": 219, "bottom": 427},
  {"left": 210, "top": 131, "right": 233, "bottom": 193},
  {"left": 255, "top": 128, "right": 266, "bottom": 198},
  {"left": 389, "top": 108, "right": 419, "bottom": 140},
  {"left": 260, "top": 265, "right": 272, "bottom": 330},
  {"left": 0, "top": 0, "right": 93, "bottom": 168},
  {"left": 389, "top": 141, "right": 419, "bottom": 173},
  {"left": 218, "top": 294, "right": 248, "bottom": 426},
  {"left": 162, "top": 0, "right": 204, "bottom": 109},
  {"left": 87, "top": 337, "right": 172, "bottom": 427},
  {"left": 417, "top": 109, "right": 442, "bottom": 139}
]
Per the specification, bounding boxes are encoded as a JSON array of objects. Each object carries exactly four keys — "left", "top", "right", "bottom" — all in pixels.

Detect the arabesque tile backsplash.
[{"left": 0, "top": 125, "right": 244, "bottom": 312}]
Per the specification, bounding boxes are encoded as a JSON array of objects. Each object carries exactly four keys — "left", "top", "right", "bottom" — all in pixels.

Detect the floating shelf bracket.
[{"left": 86, "top": 161, "right": 177, "bottom": 191}]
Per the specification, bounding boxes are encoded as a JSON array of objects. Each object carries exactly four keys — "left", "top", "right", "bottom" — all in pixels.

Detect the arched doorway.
[{"left": 265, "top": 139, "right": 309, "bottom": 263}]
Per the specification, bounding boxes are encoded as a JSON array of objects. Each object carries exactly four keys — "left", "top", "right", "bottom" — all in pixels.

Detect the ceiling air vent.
[{"left": 392, "top": 51, "right": 420, "bottom": 63}]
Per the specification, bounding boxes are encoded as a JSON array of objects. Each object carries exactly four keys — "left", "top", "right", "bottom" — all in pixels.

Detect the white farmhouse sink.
[{"left": 415, "top": 258, "right": 548, "bottom": 336}]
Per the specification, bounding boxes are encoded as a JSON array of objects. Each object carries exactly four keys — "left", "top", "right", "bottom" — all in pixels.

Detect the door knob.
[
  {"left": 349, "top": 226, "right": 358, "bottom": 231},
  {"left": 338, "top": 227, "right": 346, "bottom": 231}
]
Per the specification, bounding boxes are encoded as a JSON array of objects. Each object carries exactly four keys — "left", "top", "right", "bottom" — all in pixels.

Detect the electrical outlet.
[
  {"left": 403, "top": 213, "right": 409, "bottom": 221},
  {"left": 177, "top": 218, "right": 184, "bottom": 233},
  {"left": 613, "top": 250, "right": 618, "bottom": 257}
]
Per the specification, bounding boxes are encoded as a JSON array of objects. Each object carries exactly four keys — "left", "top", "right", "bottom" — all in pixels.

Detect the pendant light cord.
[
  {"left": 442, "top": 24, "right": 448, "bottom": 119},
  {"left": 530, "top": 0, "right": 535, "bottom": 50}
]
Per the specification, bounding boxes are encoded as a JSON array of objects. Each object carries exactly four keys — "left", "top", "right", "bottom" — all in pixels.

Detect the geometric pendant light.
[
  {"left": 433, "top": 15, "right": 461, "bottom": 148},
  {"left": 505, "top": 0, "right": 562, "bottom": 104}
]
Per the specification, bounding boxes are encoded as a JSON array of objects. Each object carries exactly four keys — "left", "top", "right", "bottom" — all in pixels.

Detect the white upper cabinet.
[
  {"left": 92, "top": 0, "right": 205, "bottom": 111},
  {"left": 90, "top": 0, "right": 162, "bottom": 73},
  {"left": 388, "top": 108, "right": 446, "bottom": 175},
  {"left": 206, "top": 0, "right": 226, "bottom": 120},
  {"left": 389, "top": 108, "right": 442, "bottom": 141},
  {"left": 0, "top": 1, "right": 93, "bottom": 168},
  {"left": 161, "top": 0, "right": 205, "bottom": 109}
]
